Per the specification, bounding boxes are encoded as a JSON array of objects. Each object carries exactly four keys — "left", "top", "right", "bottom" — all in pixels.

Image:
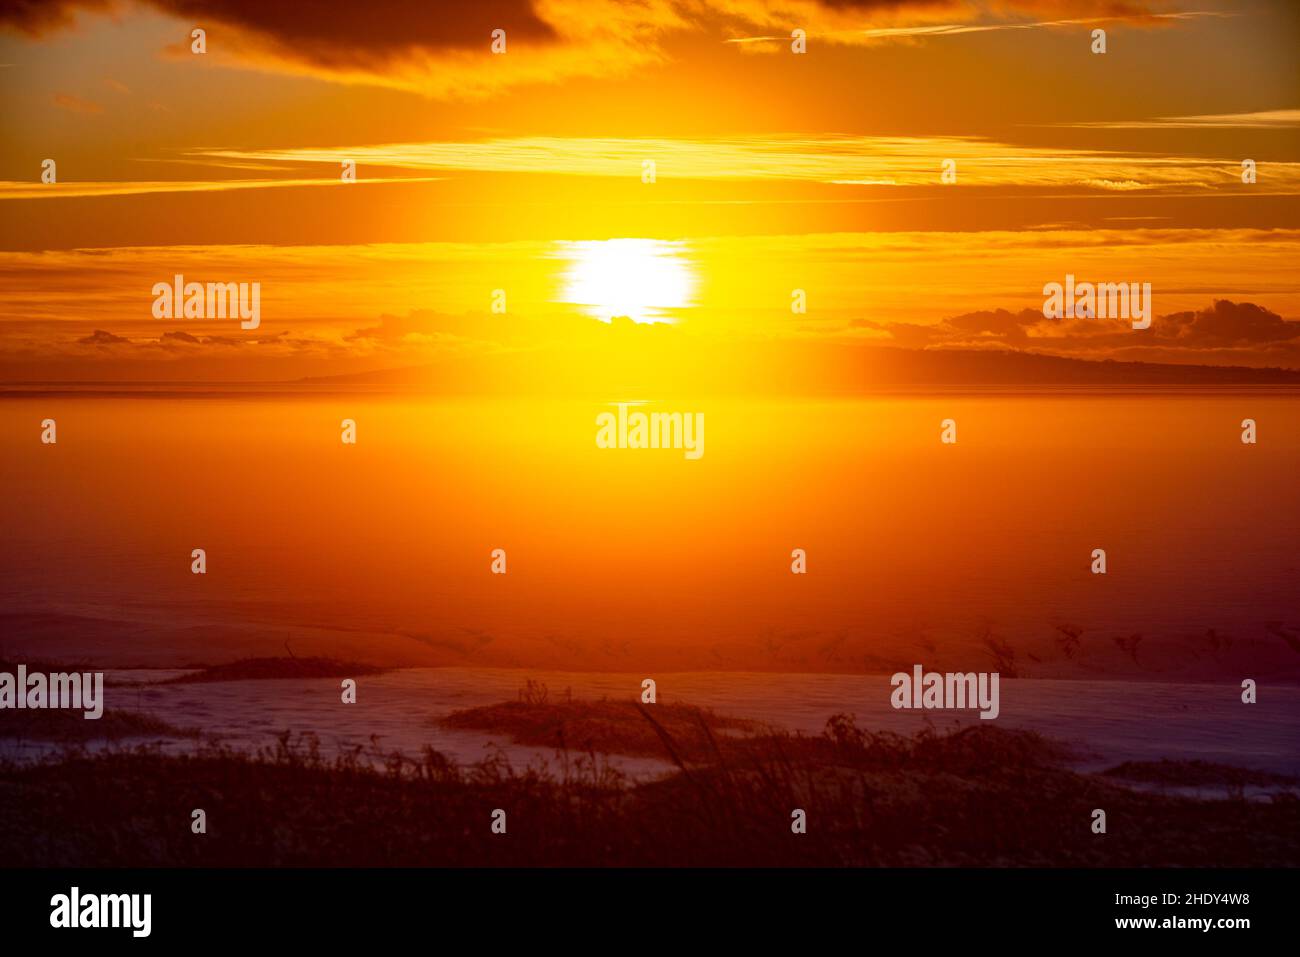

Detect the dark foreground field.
[{"left": 2, "top": 697, "right": 1296, "bottom": 867}]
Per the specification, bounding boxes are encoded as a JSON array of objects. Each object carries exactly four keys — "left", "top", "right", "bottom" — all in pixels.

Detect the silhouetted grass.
[
  {"left": 1, "top": 706, "right": 1295, "bottom": 867},
  {"left": 441, "top": 692, "right": 760, "bottom": 760}
]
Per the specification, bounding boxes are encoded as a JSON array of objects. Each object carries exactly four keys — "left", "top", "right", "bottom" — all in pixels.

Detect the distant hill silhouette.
[{"left": 297, "top": 345, "right": 1300, "bottom": 395}]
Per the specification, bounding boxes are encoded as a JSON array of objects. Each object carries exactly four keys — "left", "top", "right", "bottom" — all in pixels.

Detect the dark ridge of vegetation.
[
  {"left": 440, "top": 680, "right": 760, "bottom": 759},
  {"left": 1103, "top": 759, "right": 1298, "bottom": 790},
  {"left": 0, "top": 659, "right": 179, "bottom": 689},
  {"left": 160, "top": 656, "right": 388, "bottom": 684},
  {"left": 0, "top": 708, "right": 199, "bottom": 743},
  {"left": 1, "top": 709, "right": 1296, "bottom": 867},
  {"left": 0, "top": 656, "right": 104, "bottom": 675}
]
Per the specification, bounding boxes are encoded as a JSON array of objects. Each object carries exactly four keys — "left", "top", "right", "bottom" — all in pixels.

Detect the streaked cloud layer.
[{"left": 187, "top": 133, "right": 1300, "bottom": 193}]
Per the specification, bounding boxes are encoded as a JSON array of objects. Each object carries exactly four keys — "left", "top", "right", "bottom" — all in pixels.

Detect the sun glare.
[{"left": 555, "top": 239, "right": 698, "bottom": 324}]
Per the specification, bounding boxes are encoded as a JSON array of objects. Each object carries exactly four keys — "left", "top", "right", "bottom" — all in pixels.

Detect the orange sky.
[{"left": 1, "top": 0, "right": 1298, "bottom": 382}]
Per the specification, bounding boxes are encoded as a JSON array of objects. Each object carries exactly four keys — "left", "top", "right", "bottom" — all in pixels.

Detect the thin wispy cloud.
[
  {"left": 53, "top": 91, "right": 103, "bottom": 114},
  {"left": 186, "top": 136, "right": 1300, "bottom": 194},
  {"left": 724, "top": 11, "right": 1231, "bottom": 47},
  {"left": 1048, "top": 109, "right": 1300, "bottom": 129},
  {"left": 0, "top": 176, "right": 444, "bottom": 200}
]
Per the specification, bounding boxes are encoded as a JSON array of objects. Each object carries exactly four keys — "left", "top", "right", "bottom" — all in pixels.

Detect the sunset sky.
[{"left": 1, "top": 0, "right": 1298, "bottom": 382}]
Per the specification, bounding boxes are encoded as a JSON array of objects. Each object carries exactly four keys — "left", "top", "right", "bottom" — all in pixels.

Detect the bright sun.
[{"left": 556, "top": 239, "right": 697, "bottom": 324}]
